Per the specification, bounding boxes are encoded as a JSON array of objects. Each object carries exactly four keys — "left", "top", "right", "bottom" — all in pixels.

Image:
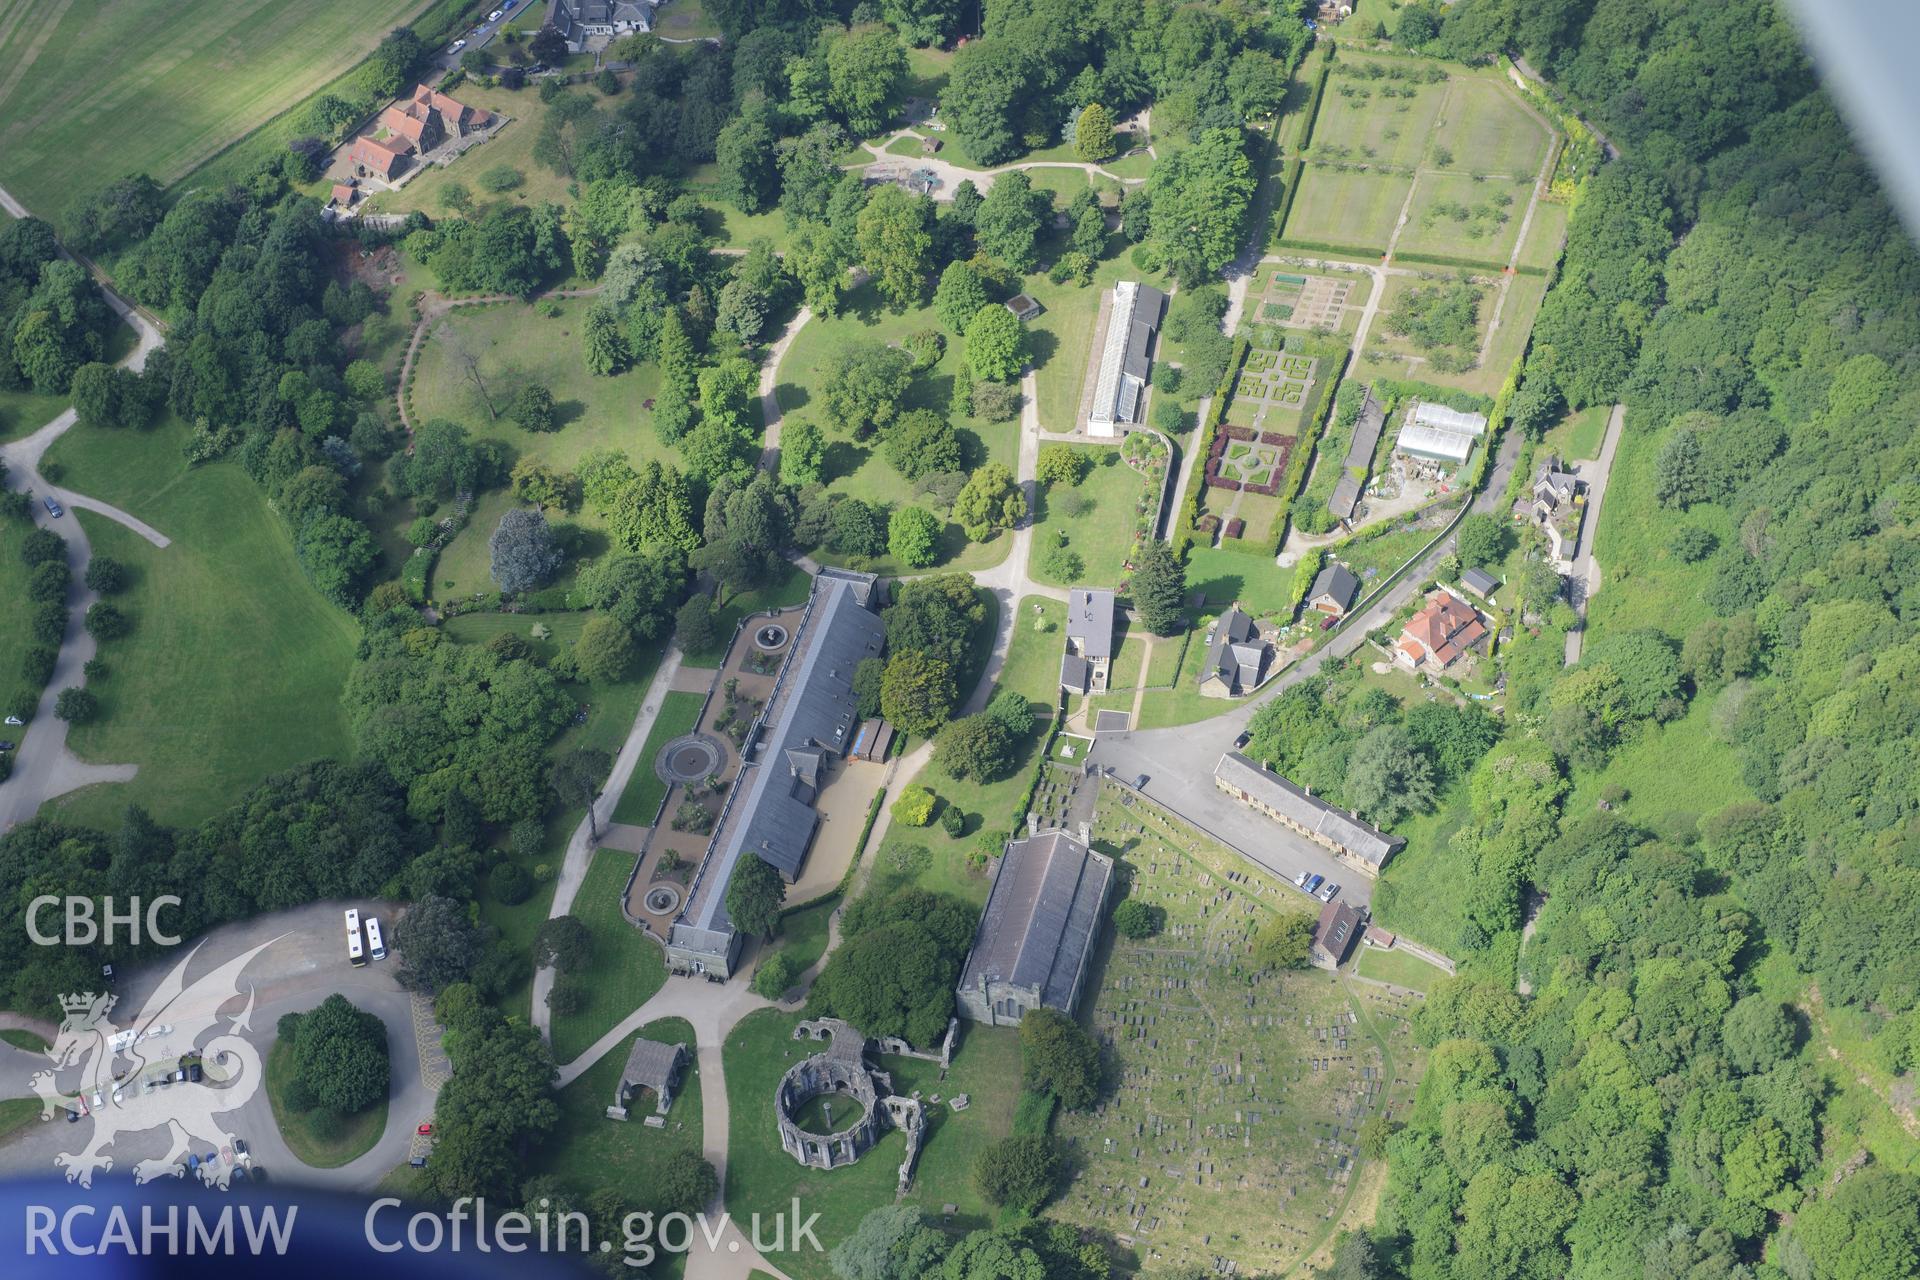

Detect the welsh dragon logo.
[{"left": 29, "top": 937, "right": 283, "bottom": 1188}]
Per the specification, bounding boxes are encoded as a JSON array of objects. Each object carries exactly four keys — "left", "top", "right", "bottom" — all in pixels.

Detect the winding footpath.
[{"left": 0, "top": 183, "right": 169, "bottom": 832}]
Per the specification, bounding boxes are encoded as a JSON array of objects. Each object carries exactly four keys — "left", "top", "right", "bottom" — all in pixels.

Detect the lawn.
[
  {"left": 0, "top": 1028, "right": 49, "bottom": 1052},
  {"left": 1516, "top": 199, "right": 1570, "bottom": 272},
  {"left": 36, "top": 420, "right": 358, "bottom": 829},
  {"left": 548, "top": 845, "right": 669, "bottom": 1068},
  {"left": 364, "top": 80, "right": 582, "bottom": 218},
  {"left": 1563, "top": 699, "right": 1751, "bottom": 831},
  {"left": 878, "top": 717, "right": 1046, "bottom": 906},
  {"left": 1030, "top": 449, "right": 1147, "bottom": 589},
  {"left": 1356, "top": 945, "right": 1449, "bottom": 993},
  {"left": 1185, "top": 544, "right": 1294, "bottom": 616},
  {"left": 0, "top": 0, "right": 430, "bottom": 223},
  {"left": 1396, "top": 172, "right": 1531, "bottom": 266},
  {"left": 1428, "top": 76, "right": 1551, "bottom": 179},
  {"left": 755, "top": 892, "right": 838, "bottom": 994},
  {"left": 722, "top": 1008, "right": 1026, "bottom": 1277},
  {"left": 1368, "top": 784, "right": 1473, "bottom": 952},
  {"left": 1026, "top": 254, "right": 1178, "bottom": 434},
  {"left": 0, "top": 516, "right": 41, "bottom": 710},
  {"left": 610, "top": 691, "right": 707, "bottom": 826},
  {"left": 1277, "top": 166, "right": 1411, "bottom": 255},
  {"left": 771, "top": 285, "right": 1014, "bottom": 576},
  {"left": 997, "top": 596, "right": 1068, "bottom": 709},
  {"left": 265, "top": 1038, "right": 386, "bottom": 1168},
  {"left": 529, "top": 1017, "right": 703, "bottom": 1194},
  {"left": 654, "top": 0, "right": 722, "bottom": 40},
  {"left": 1542, "top": 404, "right": 1609, "bottom": 461}
]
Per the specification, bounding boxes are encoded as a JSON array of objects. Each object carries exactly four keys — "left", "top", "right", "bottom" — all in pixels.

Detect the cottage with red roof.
[
  {"left": 348, "top": 135, "right": 411, "bottom": 180},
  {"left": 1393, "top": 587, "right": 1489, "bottom": 674}
]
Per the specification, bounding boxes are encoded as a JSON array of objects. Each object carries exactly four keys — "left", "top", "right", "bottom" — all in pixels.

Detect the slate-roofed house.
[
  {"left": 552, "top": 0, "right": 656, "bottom": 50},
  {"left": 1088, "top": 282, "right": 1166, "bottom": 436},
  {"left": 1330, "top": 389, "right": 1387, "bottom": 524},
  {"left": 956, "top": 824, "right": 1115, "bottom": 1026},
  {"left": 1310, "top": 899, "right": 1365, "bottom": 970},
  {"left": 1307, "top": 563, "right": 1361, "bottom": 619},
  {"left": 1393, "top": 587, "right": 1488, "bottom": 674},
  {"left": 1213, "top": 752, "right": 1403, "bottom": 876},
  {"left": 1060, "top": 588, "right": 1117, "bottom": 694},
  {"left": 1197, "top": 606, "right": 1272, "bottom": 699},
  {"left": 666, "top": 569, "right": 884, "bottom": 979},
  {"left": 607, "top": 1037, "right": 688, "bottom": 1119},
  {"left": 1512, "top": 454, "right": 1585, "bottom": 563}
]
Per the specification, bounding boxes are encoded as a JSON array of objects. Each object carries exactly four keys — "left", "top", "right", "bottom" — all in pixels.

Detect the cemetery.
[{"left": 1051, "top": 781, "right": 1427, "bottom": 1274}]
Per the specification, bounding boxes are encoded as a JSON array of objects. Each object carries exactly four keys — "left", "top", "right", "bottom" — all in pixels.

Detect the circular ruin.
[
  {"left": 754, "top": 623, "right": 789, "bottom": 652},
  {"left": 656, "top": 734, "right": 722, "bottom": 787},
  {"left": 642, "top": 883, "right": 682, "bottom": 916},
  {"left": 775, "top": 1053, "right": 885, "bottom": 1170}
]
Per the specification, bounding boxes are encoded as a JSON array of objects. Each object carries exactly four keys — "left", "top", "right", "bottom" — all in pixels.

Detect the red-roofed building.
[
  {"left": 328, "top": 182, "right": 359, "bottom": 210},
  {"left": 348, "top": 135, "right": 411, "bottom": 180},
  {"left": 409, "top": 83, "right": 492, "bottom": 137},
  {"left": 378, "top": 103, "right": 440, "bottom": 151},
  {"left": 1393, "top": 588, "right": 1488, "bottom": 674}
]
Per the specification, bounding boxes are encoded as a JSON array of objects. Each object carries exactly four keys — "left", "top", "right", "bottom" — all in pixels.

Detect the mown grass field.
[
  {"left": 1312, "top": 68, "right": 1449, "bottom": 168},
  {"left": 547, "top": 845, "right": 668, "bottom": 1067},
  {"left": 0, "top": 0, "right": 428, "bottom": 223},
  {"left": 1428, "top": 76, "right": 1551, "bottom": 178},
  {"left": 1355, "top": 944, "right": 1448, "bottom": 993},
  {"left": 1278, "top": 166, "right": 1410, "bottom": 255},
  {"left": 365, "top": 80, "right": 580, "bottom": 218},
  {"left": 39, "top": 419, "right": 358, "bottom": 829}
]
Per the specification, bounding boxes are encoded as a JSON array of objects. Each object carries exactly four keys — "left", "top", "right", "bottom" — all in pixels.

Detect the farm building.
[
  {"left": 1213, "top": 752, "right": 1403, "bottom": 876},
  {"left": 665, "top": 569, "right": 885, "bottom": 979},
  {"left": 956, "top": 823, "right": 1115, "bottom": 1026},
  {"left": 1087, "top": 281, "right": 1167, "bottom": 436},
  {"left": 1396, "top": 401, "right": 1488, "bottom": 465}
]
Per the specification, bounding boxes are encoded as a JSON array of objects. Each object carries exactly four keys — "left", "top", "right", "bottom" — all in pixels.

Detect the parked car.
[
  {"left": 487, "top": 8, "right": 502, "bottom": 19},
  {"left": 1303, "top": 874, "right": 1324, "bottom": 894},
  {"left": 0, "top": 742, "right": 15, "bottom": 752},
  {"left": 1316, "top": 882, "right": 1340, "bottom": 903},
  {"left": 1294, "top": 871, "right": 1310, "bottom": 888},
  {"left": 1233, "top": 731, "right": 1251, "bottom": 749},
  {"left": 188, "top": 1063, "right": 203, "bottom": 1083},
  {"left": 43, "top": 496, "right": 62, "bottom": 517},
  {"left": 64, "top": 1106, "right": 80, "bottom": 1124},
  {"left": 409, "top": 1155, "right": 428, "bottom": 1169},
  {"left": 233, "top": 1138, "right": 249, "bottom": 1159},
  {"left": 91, "top": 1090, "right": 104, "bottom": 1109},
  {"left": 417, "top": 1122, "right": 433, "bottom": 1136},
  {"left": 449, "top": 38, "right": 466, "bottom": 52},
  {"left": 187, "top": 1153, "right": 200, "bottom": 1173},
  {"left": 4, "top": 715, "right": 23, "bottom": 725}
]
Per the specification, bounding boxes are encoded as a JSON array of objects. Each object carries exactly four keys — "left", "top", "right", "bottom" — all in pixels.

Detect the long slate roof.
[
  {"left": 1067, "top": 588, "right": 1116, "bottom": 659},
  {"left": 1343, "top": 390, "right": 1386, "bottom": 470},
  {"left": 618, "top": 1037, "right": 682, "bottom": 1090},
  {"left": 1214, "top": 752, "right": 1402, "bottom": 868},
  {"left": 673, "top": 572, "right": 884, "bottom": 953},
  {"left": 959, "top": 830, "right": 1114, "bottom": 1009}
]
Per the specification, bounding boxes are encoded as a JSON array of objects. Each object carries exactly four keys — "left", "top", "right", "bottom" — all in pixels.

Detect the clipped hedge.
[
  {"left": 1264, "top": 341, "right": 1351, "bottom": 552},
  {"left": 1277, "top": 237, "right": 1388, "bottom": 259},
  {"left": 1296, "top": 45, "right": 1338, "bottom": 153},
  {"left": 1170, "top": 338, "right": 1251, "bottom": 561},
  {"left": 1392, "top": 251, "right": 1509, "bottom": 272}
]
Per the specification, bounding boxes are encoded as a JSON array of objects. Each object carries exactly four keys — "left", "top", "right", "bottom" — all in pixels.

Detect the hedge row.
[
  {"left": 1170, "top": 338, "right": 1251, "bottom": 561},
  {"left": 1392, "top": 251, "right": 1509, "bottom": 273},
  {"left": 1264, "top": 342, "right": 1352, "bottom": 552},
  {"left": 1276, "top": 237, "right": 1387, "bottom": 260},
  {"left": 1468, "top": 355, "right": 1527, "bottom": 494},
  {"left": 1296, "top": 45, "right": 1339, "bottom": 154},
  {"left": 1008, "top": 707, "right": 1065, "bottom": 842}
]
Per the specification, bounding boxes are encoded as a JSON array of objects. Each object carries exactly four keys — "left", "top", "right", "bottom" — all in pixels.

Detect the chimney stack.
[
  {"left": 1026, "top": 812, "right": 1038, "bottom": 836},
  {"left": 1077, "top": 820, "right": 1091, "bottom": 846}
]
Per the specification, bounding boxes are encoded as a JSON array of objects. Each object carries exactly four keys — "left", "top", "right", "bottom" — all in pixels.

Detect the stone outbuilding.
[{"left": 607, "top": 1037, "right": 688, "bottom": 1120}]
